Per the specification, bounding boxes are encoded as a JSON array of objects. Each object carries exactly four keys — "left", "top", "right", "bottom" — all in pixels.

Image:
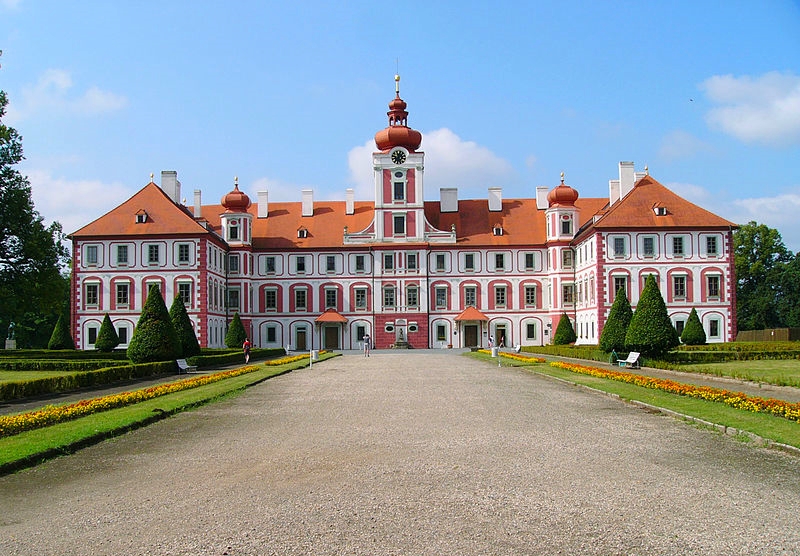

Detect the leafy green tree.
[
  {"left": 225, "top": 312, "right": 248, "bottom": 348},
  {"left": 625, "top": 274, "right": 679, "bottom": 356},
  {"left": 169, "top": 295, "right": 200, "bottom": 357},
  {"left": 599, "top": 288, "right": 632, "bottom": 352},
  {"left": 553, "top": 312, "right": 577, "bottom": 345},
  {"left": 127, "top": 285, "right": 180, "bottom": 363},
  {"left": 0, "top": 89, "right": 70, "bottom": 348},
  {"left": 680, "top": 308, "right": 706, "bottom": 345},
  {"left": 94, "top": 313, "right": 120, "bottom": 352},
  {"left": 734, "top": 221, "right": 792, "bottom": 331},
  {"left": 777, "top": 253, "right": 800, "bottom": 328},
  {"left": 47, "top": 305, "right": 75, "bottom": 350}
]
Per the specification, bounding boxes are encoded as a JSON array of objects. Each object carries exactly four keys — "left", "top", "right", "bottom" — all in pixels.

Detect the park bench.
[
  {"left": 618, "top": 352, "right": 640, "bottom": 369},
  {"left": 176, "top": 359, "right": 198, "bottom": 374}
]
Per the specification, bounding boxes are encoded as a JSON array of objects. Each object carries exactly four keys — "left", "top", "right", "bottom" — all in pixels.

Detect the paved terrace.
[{"left": 1, "top": 352, "right": 798, "bottom": 555}]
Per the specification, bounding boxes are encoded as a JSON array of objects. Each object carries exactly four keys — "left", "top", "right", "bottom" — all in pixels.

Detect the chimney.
[
  {"left": 619, "top": 161, "right": 635, "bottom": 199},
  {"left": 301, "top": 189, "right": 314, "bottom": 217},
  {"left": 257, "top": 190, "right": 268, "bottom": 218},
  {"left": 161, "top": 170, "right": 180, "bottom": 203},
  {"left": 608, "top": 179, "right": 621, "bottom": 205},
  {"left": 536, "top": 186, "right": 550, "bottom": 210},
  {"left": 488, "top": 187, "right": 502, "bottom": 212},
  {"left": 193, "top": 189, "right": 202, "bottom": 218},
  {"left": 440, "top": 188, "right": 458, "bottom": 213},
  {"left": 346, "top": 188, "right": 355, "bottom": 215}
]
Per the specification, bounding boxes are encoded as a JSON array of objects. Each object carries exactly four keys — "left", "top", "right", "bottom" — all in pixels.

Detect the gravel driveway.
[{"left": 1, "top": 353, "right": 798, "bottom": 555}]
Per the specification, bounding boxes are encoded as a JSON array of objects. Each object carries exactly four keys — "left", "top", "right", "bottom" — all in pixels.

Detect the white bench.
[
  {"left": 176, "top": 359, "right": 198, "bottom": 374},
  {"left": 618, "top": 352, "right": 640, "bottom": 369}
]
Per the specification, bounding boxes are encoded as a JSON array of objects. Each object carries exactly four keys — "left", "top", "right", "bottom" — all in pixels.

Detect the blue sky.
[{"left": 2, "top": 1, "right": 800, "bottom": 251}]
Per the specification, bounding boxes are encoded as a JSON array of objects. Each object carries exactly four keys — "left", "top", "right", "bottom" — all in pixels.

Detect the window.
[
  {"left": 673, "top": 275, "right": 686, "bottom": 299},
  {"left": 148, "top": 244, "right": 160, "bottom": 265},
  {"left": 709, "top": 318, "right": 720, "bottom": 338},
  {"left": 435, "top": 287, "right": 447, "bottom": 309},
  {"left": 178, "top": 243, "right": 191, "bottom": 264},
  {"left": 436, "top": 253, "right": 446, "bottom": 271},
  {"left": 356, "top": 325, "right": 366, "bottom": 342},
  {"left": 266, "top": 326, "right": 277, "bottom": 343},
  {"left": 227, "top": 288, "right": 240, "bottom": 310},
  {"left": 436, "top": 324, "right": 447, "bottom": 342},
  {"left": 85, "top": 283, "right": 99, "bottom": 306},
  {"left": 265, "top": 256, "right": 276, "bottom": 274},
  {"left": 117, "top": 327, "right": 128, "bottom": 344},
  {"left": 295, "top": 289, "right": 307, "bottom": 311},
  {"left": 355, "top": 288, "right": 367, "bottom": 310},
  {"left": 229, "top": 221, "right": 239, "bottom": 240},
  {"left": 643, "top": 237, "right": 655, "bottom": 258},
  {"left": 562, "top": 249, "right": 573, "bottom": 269},
  {"left": 465, "top": 253, "right": 475, "bottom": 272},
  {"left": 135, "top": 212, "right": 147, "bottom": 224},
  {"left": 493, "top": 225, "right": 503, "bottom": 236},
  {"left": 326, "top": 255, "right": 336, "bottom": 273},
  {"left": 295, "top": 256, "right": 306, "bottom": 274},
  {"left": 116, "top": 245, "right": 128, "bottom": 265},
  {"left": 393, "top": 180, "right": 405, "bottom": 201},
  {"left": 673, "top": 236, "right": 684, "bottom": 257},
  {"left": 116, "top": 283, "right": 129, "bottom": 306},
  {"left": 384, "top": 253, "right": 394, "bottom": 271},
  {"left": 228, "top": 254, "right": 240, "bottom": 274},
  {"left": 406, "top": 286, "right": 419, "bottom": 308},
  {"left": 561, "top": 218, "right": 572, "bottom": 235},
  {"left": 613, "top": 237, "right": 625, "bottom": 258},
  {"left": 494, "top": 285, "right": 507, "bottom": 307},
  {"left": 706, "top": 236, "right": 718, "bottom": 256},
  {"left": 383, "top": 286, "right": 396, "bottom": 308},
  {"left": 525, "top": 253, "right": 535, "bottom": 271},
  {"left": 524, "top": 285, "right": 537, "bottom": 307},
  {"left": 86, "top": 245, "right": 98, "bottom": 266},
  {"left": 707, "top": 275, "right": 721, "bottom": 298},
  {"left": 464, "top": 286, "right": 476, "bottom": 307},
  {"left": 613, "top": 276, "right": 627, "bottom": 299},
  {"left": 178, "top": 282, "right": 192, "bottom": 307},
  {"left": 407, "top": 253, "right": 418, "bottom": 270},
  {"left": 562, "top": 284, "right": 575, "bottom": 305},
  {"left": 393, "top": 215, "right": 406, "bottom": 235},
  {"left": 325, "top": 288, "right": 337, "bottom": 309},
  {"left": 265, "top": 289, "right": 277, "bottom": 311},
  {"left": 526, "top": 323, "right": 536, "bottom": 340},
  {"left": 494, "top": 253, "right": 505, "bottom": 271},
  {"left": 88, "top": 327, "right": 98, "bottom": 344},
  {"left": 355, "top": 255, "right": 365, "bottom": 273}
]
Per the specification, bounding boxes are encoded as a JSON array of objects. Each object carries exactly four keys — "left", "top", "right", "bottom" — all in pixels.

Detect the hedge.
[
  {"left": 0, "top": 350, "right": 130, "bottom": 360},
  {"left": 186, "top": 348, "right": 285, "bottom": 368},
  {"left": 0, "top": 360, "right": 129, "bottom": 372}
]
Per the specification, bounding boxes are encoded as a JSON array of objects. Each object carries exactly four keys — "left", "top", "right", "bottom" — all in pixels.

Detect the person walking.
[
  {"left": 363, "top": 333, "right": 371, "bottom": 357},
  {"left": 243, "top": 337, "right": 252, "bottom": 364}
]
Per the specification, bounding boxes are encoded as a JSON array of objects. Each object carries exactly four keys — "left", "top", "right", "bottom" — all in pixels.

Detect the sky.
[{"left": 2, "top": 0, "right": 800, "bottom": 251}]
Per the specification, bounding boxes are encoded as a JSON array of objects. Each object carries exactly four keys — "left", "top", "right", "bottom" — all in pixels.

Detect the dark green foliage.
[
  {"left": 553, "top": 312, "right": 577, "bottom": 345},
  {"left": 126, "top": 285, "right": 181, "bottom": 363},
  {"left": 169, "top": 296, "right": 200, "bottom": 357},
  {"left": 625, "top": 274, "right": 680, "bottom": 356},
  {"left": 47, "top": 308, "right": 75, "bottom": 350},
  {"left": 599, "top": 288, "right": 632, "bottom": 352},
  {"left": 681, "top": 308, "right": 706, "bottom": 346},
  {"left": 0, "top": 90, "right": 70, "bottom": 348},
  {"left": 94, "top": 313, "right": 120, "bottom": 352},
  {"left": 225, "top": 312, "right": 247, "bottom": 348}
]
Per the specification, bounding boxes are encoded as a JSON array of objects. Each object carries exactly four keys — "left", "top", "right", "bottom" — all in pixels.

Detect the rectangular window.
[
  {"left": 116, "top": 245, "right": 128, "bottom": 265},
  {"left": 525, "top": 285, "right": 537, "bottom": 307},
  {"left": 266, "top": 326, "right": 277, "bottom": 343},
  {"left": 228, "top": 254, "right": 240, "bottom": 274},
  {"left": 295, "top": 256, "right": 306, "bottom": 274},
  {"left": 525, "top": 253, "right": 535, "bottom": 270},
  {"left": 393, "top": 215, "right": 406, "bottom": 235},
  {"left": 526, "top": 323, "right": 536, "bottom": 340},
  {"left": 355, "top": 255, "right": 365, "bottom": 273},
  {"left": 383, "top": 287, "right": 396, "bottom": 308},
  {"left": 495, "top": 253, "right": 505, "bottom": 271},
  {"left": 326, "top": 255, "right": 336, "bottom": 273},
  {"left": 707, "top": 275, "right": 721, "bottom": 298},
  {"left": 436, "top": 324, "right": 447, "bottom": 342},
  {"left": 85, "top": 283, "right": 99, "bottom": 306},
  {"left": 494, "top": 286, "right": 507, "bottom": 307},
  {"left": 325, "top": 289, "right": 337, "bottom": 309},
  {"left": 562, "top": 284, "right": 575, "bottom": 305},
  {"left": 116, "top": 283, "right": 129, "bottom": 306},
  {"left": 265, "top": 256, "right": 276, "bottom": 274},
  {"left": 384, "top": 253, "right": 394, "bottom": 271},
  {"left": 706, "top": 236, "right": 718, "bottom": 256},
  {"left": 673, "top": 236, "right": 684, "bottom": 257},
  {"left": 227, "top": 288, "right": 240, "bottom": 310},
  {"left": 295, "top": 289, "right": 307, "bottom": 310},
  {"left": 229, "top": 222, "right": 239, "bottom": 240},
  {"left": 673, "top": 275, "right": 686, "bottom": 298},
  {"left": 355, "top": 288, "right": 367, "bottom": 310},
  {"left": 406, "top": 286, "right": 419, "bottom": 308},
  {"left": 86, "top": 245, "right": 98, "bottom": 266},
  {"left": 436, "top": 253, "right": 446, "bottom": 271},
  {"left": 178, "top": 283, "right": 192, "bottom": 307},
  {"left": 561, "top": 218, "right": 572, "bottom": 235},
  {"left": 88, "top": 327, "right": 98, "bottom": 345},
  {"left": 117, "top": 327, "right": 128, "bottom": 344},
  {"left": 613, "top": 276, "right": 627, "bottom": 299},
  {"left": 407, "top": 253, "right": 418, "bottom": 270},
  {"left": 465, "top": 253, "right": 475, "bottom": 272},
  {"left": 562, "top": 249, "right": 573, "bottom": 269},
  {"left": 643, "top": 237, "right": 655, "bottom": 258},
  {"left": 464, "top": 286, "right": 476, "bottom": 307},
  {"left": 435, "top": 287, "right": 447, "bottom": 309},
  {"left": 709, "top": 319, "right": 720, "bottom": 338},
  {"left": 148, "top": 244, "right": 160, "bottom": 265},
  {"left": 356, "top": 325, "right": 366, "bottom": 342},
  {"left": 613, "top": 237, "right": 625, "bottom": 258},
  {"left": 393, "top": 181, "right": 405, "bottom": 201},
  {"left": 265, "top": 289, "right": 277, "bottom": 311},
  {"left": 178, "top": 243, "right": 190, "bottom": 264}
]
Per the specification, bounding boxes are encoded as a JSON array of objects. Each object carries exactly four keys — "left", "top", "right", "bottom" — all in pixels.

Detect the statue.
[
  {"left": 7, "top": 322, "right": 14, "bottom": 340},
  {"left": 399, "top": 329, "right": 404, "bottom": 341}
]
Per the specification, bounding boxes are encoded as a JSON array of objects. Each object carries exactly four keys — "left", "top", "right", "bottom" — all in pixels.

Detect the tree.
[
  {"left": 734, "top": 221, "right": 792, "bottom": 331},
  {"left": 47, "top": 305, "right": 75, "bottom": 350},
  {"left": 777, "top": 253, "right": 800, "bottom": 328},
  {"left": 225, "top": 312, "right": 248, "bottom": 348},
  {"left": 553, "top": 312, "right": 577, "bottom": 345},
  {"left": 0, "top": 89, "right": 70, "bottom": 348},
  {"left": 169, "top": 295, "right": 200, "bottom": 357},
  {"left": 625, "top": 274, "right": 679, "bottom": 356},
  {"left": 94, "top": 313, "right": 120, "bottom": 352},
  {"left": 681, "top": 308, "right": 706, "bottom": 346},
  {"left": 599, "top": 288, "right": 632, "bottom": 352},
  {"left": 127, "top": 285, "right": 180, "bottom": 363}
]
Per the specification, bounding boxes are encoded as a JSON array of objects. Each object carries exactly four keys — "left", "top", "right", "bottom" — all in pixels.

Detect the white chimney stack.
[
  {"left": 608, "top": 179, "right": 621, "bottom": 205},
  {"left": 440, "top": 188, "right": 458, "bottom": 213},
  {"left": 161, "top": 170, "right": 180, "bottom": 203},
  {"left": 301, "top": 189, "right": 314, "bottom": 217},
  {"left": 257, "top": 190, "right": 269, "bottom": 218},
  {"left": 619, "top": 161, "right": 635, "bottom": 199},
  {"left": 345, "top": 188, "right": 355, "bottom": 215},
  {"left": 488, "top": 187, "right": 503, "bottom": 212},
  {"left": 536, "top": 186, "right": 550, "bottom": 210},
  {"left": 193, "top": 189, "right": 202, "bottom": 218}
]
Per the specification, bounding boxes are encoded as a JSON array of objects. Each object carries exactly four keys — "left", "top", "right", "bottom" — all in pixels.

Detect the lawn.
[
  {"left": 0, "top": 370, "right": 76, "bottom": 382},
  {"left": 677, "top": 360, "right": 800, "bottom": 387}
]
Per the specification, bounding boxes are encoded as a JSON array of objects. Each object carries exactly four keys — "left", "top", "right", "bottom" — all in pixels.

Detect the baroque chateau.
[{"left": 70, "top": 77, "right": 737, "bottom": 351}]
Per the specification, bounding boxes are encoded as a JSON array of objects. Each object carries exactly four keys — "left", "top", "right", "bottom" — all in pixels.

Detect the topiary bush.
[
  {"left": 553, "top": 312, "right": 577, "bottom": 345},
  {"left": 599, "top": 288, "right": 632, "bottom": 352},
  {"left": 169, "top": 296, "right": 200, "bottom": 357},
  {"left": 47, "top": 309, "right": 75, "bottom": 350},
  {"left": 225, "top": 312, "right": 247, "bottom": 348},
  {"left": 94, "top": 313, "right": 120, "bottom": 352},
  {"left": 625, "top": 274, "right": 680, "bottom": 356},
  {"left": 681, "top": 307, "right": 707, "bottom": 346},
  {"left": 127, "top": 285, "right": 181, "bottom": 363}
]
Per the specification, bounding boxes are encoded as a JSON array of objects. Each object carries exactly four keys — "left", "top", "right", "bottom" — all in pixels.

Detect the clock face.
[{"left": 391, "top": 150, "right": 407, "bottom": 164}]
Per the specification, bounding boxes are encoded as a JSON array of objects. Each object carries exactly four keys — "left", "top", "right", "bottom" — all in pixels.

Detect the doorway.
[
  {"left": 464, "top": 324, "right": 478, "bottom": 348},
  {"left": 324, "top": 326, "right": 339, "bottom": 349},
  {"left": 494, "top": 324, "right": 507, "bottom": 348},
  {"left": 295, "top": 327, "right": 307, "bottom": 351}
]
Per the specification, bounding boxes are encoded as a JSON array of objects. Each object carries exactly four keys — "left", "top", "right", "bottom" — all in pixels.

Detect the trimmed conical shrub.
[
  {"left": 170, "top": 296, "right": 200, "bottom": 357},
  {"left": 625, "top": 274, "right": 680, "bottom": 356},
  {"left": 47, "top": 309, "right": 75, "bottom": 350},
  {"left": 599, "top": 288, "right": 632, "bottom": 352},
  {"left": 225, "top": 312, "right": 248, "bottom": 348},
  {"left": 553, "top": 312, "right": 577, "bottom": 345},
  {"left": 681, "top": 307, "right": 707, "bottom": 345},
  {"left": 94, "top": 313, "right": 120, "bottom": 352},
  {"left": 127, "top": 285, "right": 181, "bottom": 363}
]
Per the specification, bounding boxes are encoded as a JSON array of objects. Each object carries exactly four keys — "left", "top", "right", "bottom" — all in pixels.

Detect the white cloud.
[
  {"left": 7, "top": 68, "right": 127, "bottom": 122},
  {"left": 658, "top": 130, "right": 715, "bottom": 161},
  {"left": 701, "top": 71, "right": 800, "bottom": 146},
  {"left": 347, "top": 128, "right": 515, "bottom": 200},
  {"left": 666, "top": 181, "right": 714, "bottom": 205},
  {"left": 0, "top": 0, "right": 21, "bottom": 9}
]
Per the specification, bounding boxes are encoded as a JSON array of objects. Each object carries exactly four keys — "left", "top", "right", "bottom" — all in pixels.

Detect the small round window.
[
  {"left": 385, "top": 324, "right": 394, "bottom": 333},
  {"left": 394, "top": 171, "right": 404, "bottom": 178},
  {"left": 408, "top": 324, "right": 418, "bottom": 333}
]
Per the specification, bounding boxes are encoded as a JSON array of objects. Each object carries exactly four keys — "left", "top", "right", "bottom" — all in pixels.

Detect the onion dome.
[
  {"left": 374, "top": 74, "right": 423, "bottom": 152},
  {"left": 221, "top": 177, "right": 251, "bottom": 212},
  {"left": 547, "top": 172, "right": 579, "bottom": 207}
]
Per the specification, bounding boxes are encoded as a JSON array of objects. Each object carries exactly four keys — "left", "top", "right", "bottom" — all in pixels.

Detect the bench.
[
  {"left": 618, "top": 352, "right": 640, "bottom": 369},
  {"left": 176, "top": 359, "right": 198, "bottom": 374}
]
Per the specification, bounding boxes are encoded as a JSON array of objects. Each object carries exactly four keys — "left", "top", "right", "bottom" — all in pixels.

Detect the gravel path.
[{"left": 1, "top": 353, "right": 798, "bottom": 555}]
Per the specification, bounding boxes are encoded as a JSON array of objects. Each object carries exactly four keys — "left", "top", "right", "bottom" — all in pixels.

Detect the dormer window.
[
  {"left": 493, "top": 224, "right": 503, "bottom": 236},
  {"left": 654, "top": 206, "right": 668, "bottom": 216},
  {"left": 298, "top": 227, "right": 308, "bottom": 239},
  {"left": 135, "top": 210, "right": 148, "bottom": 224}
]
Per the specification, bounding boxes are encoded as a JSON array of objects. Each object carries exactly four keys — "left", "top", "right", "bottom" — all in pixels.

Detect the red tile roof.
[
  {"left": 315, "top": 309, "right": 348, "bottom": 323},
  {"left": 454, "top": 306, "right": 490, "bottom": 321}
]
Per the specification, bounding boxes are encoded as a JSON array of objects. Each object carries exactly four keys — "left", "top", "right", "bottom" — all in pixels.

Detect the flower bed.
[
  {"left": 0, "top": 354, "right": 313, "bottom": 438},
  {"left": 550, "top": 361, "right": 800, "bottom": 423},
  {"left": 477, "top": 350, "right": 545, "bottom": 364}
]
